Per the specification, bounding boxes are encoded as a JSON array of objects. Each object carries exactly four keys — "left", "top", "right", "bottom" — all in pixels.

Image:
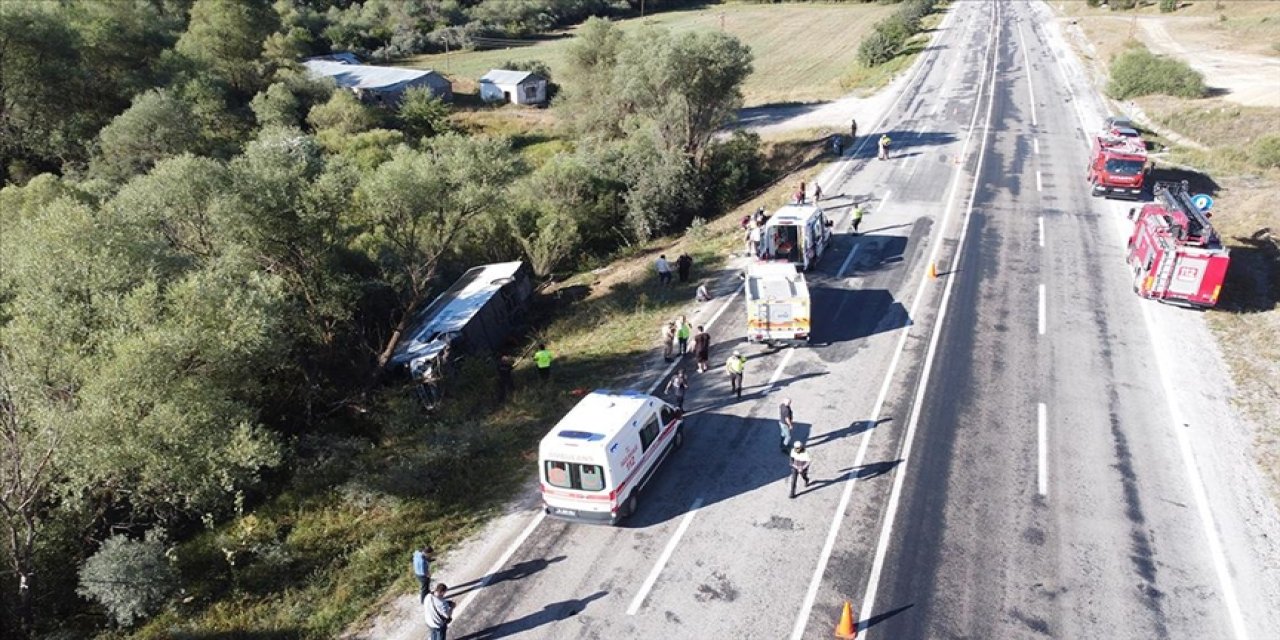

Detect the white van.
[
  {"left": 760, "top": 204, "right": 834, "bottom": 271},
  {"left": 538, "top": 390, "right": 684, "bottom": 524}
]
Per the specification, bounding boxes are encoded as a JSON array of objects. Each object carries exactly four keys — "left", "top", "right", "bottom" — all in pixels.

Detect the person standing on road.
[
  {"left": 693, "top": 325, "right": 711, "bottom": 373},
  {"left": 725, "top": 351, "right": 746, "bottom": 398},
  {"left": 412, "top": 545, "right": 433, "bottom": 603},
  {"left": 676, "top": 315, "right": 692, "bottom": 356},
  {"left": 878, "top": 134, "right": 891, "bottom": 160},
  {"left": 851, "top": 118, "right": 858, "bottom": 141},
  {"left": 748, "top": 222, "right": 762, "bottom": 258},
  {"left": 676, "top": 252, "right": 693, "bottom": 283},
  {"left": 832, "top": 135, "right": 843, "bottom": 156},
  {"left": 533, "top": 344, "right": 553, "bottom": 381},
  {"left": 661, "top": 321, "right": 677, "bottom": 362},
  {"left": 851, "top": 202, "right": 865, "bottom": 235},
  {"left": 666, "top": 368, "right": 689, "bottom": 410},
  {"left": 789, "top": 441, "right": 812, "bottom": 499},
  {"left": 424, "top": 583, "right": 455, "bottom": 640},
  {"left": 778, "top": 398, "right": 795, "bottom": 453},
  {"left": 796, "top": 181, "right": 807, "bottom": 204},
  {"left": 813, "top": 183, "right": 823, "bottom": 202}
]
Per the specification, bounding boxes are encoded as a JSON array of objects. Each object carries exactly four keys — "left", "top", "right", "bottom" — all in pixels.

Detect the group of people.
[
  {"left": 413, "top": 546, "right": 455, "bottom": 640},
  {"left": 661, "top": 318, "right": 713, "bottom": 408},
  {"left": 655, "top": 252, "right": 695, "bottom": 286},
  {"left": 834, "top": 118, "right": 893, "bottom": 161}
]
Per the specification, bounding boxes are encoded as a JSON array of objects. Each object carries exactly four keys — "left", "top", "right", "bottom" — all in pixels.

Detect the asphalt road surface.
[{"left": 401, "top": 2, "right": 1280, "bottom": 639}]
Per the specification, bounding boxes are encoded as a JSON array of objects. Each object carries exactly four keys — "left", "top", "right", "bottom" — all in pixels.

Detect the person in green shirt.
[
  {"left": 533, "top": 344, "right": 553, "bottom": 381},
  {"left": 725, "top": 351, "right": 746, "bottom": 399},
  {"left": 851, "top": 203, "right": 865, "bottom": 235},
  {"left": 676, "top": 315, "right": 692, "bottom": 356}
]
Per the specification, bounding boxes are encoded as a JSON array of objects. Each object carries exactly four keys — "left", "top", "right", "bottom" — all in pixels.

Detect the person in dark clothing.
[
  {"left": 778, "top": 398, "right": 795, "bottom": 453},
  {"left": 851, "top": 118, "right": 858, "bottom": 140},
  {"left": 789, "top": 441, "right": 812, "bottom": 499},
  {"left": 495, "top": 355, "right": 515, "bottom": 402},
  {"left": 675, "top": 253, "right": 693, "bottom": 283},
  {"left": 692, "top": 325, "right": 711, "bottom": 373},
  {"left": 665, "top": 368, "right": 689, "bottom": 410}
]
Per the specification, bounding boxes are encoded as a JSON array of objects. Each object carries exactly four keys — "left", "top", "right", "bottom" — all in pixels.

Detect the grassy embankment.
[
  {"left": 403, "top": 2, "right": 901, "bottom": 106},
  {"left": 1061, "top": 1, "right": 1280, "bottom": 495}
]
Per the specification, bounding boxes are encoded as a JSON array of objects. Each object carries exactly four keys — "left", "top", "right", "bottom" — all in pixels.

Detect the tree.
[
  {"left": 175, "top": 0, "right": 280, "bottom": 95},
  {"left": 76, "top": 531, "right": 178, "bottom": 627},
  {"left": 91, "top": 90, "right": 205, "bottom": 183},
  {"left": 397, "top": 86, "right": 451, "bottom": 140},
  {"left": 353, "top": 136, "right": 522, "bottom": 366},
  {"left": 308, "top": 90, "right": 379, "bottom": 135},
  {"left": 0, "top": 352, "right": 64, "bottom": 637}
]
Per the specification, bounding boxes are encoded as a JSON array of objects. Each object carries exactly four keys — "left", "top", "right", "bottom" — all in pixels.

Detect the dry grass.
[
  {"left": 398, "top": 2, "right": 899, "bottom": 107},
  {"left": 1060, "top": 0, "right": 1280, "bottom": 57}
]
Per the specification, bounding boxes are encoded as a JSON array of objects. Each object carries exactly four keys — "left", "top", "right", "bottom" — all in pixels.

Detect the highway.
[{"left": 368, "top": 1, "right": 1280, "bottom": 638}]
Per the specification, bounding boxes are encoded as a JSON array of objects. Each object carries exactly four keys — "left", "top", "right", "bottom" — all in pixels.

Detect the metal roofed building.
[
  {"left": 478, "top": 69, "right": 548, "bottom": 105},
  {"left": 302, "top": 58, "right": 453, "bottom": 105},
  {"left": 387, "top": 261, "right": 533, "bottom": 374}
]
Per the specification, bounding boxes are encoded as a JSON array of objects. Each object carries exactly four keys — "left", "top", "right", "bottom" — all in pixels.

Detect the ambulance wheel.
[
  {"left": 673, "top": 428, "right": 685, "bottom": 450},
  {"left": 623, "top": 495, "right": 638, "bottom": 518}
]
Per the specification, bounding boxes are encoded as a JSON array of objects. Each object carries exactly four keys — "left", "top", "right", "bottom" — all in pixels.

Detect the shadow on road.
[
  {"left": 455, "top": 591, "right": 608, "bottom": 640},
  {"left": 807, "top": 417, "right": 890, "bottom": 447},
  {"left": 448, "top": 555, "right": 567, "bottom": 598},
  {"left": 859, "top": 603, "right": 915, "bottom": 632}
]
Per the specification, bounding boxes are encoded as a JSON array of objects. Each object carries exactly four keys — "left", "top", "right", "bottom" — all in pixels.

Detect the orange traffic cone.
[
  {"left": 835, "top": 601, "right": 857, "bottom": 639},
  {"left": 928, "top": 261, "right": 938, "bottom": 279}
]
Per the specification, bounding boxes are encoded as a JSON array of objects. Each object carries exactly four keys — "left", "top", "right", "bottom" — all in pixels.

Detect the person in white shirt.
[{"left": 424, "top": 583, "right": 454, "bottom": 640}]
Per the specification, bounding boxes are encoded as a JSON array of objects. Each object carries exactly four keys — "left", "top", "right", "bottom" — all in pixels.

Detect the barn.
[
  {"left": 478, "top": 69, "right": 548, "bottom": 106},
  {"left": 302, "top": 58, "right": 453, "bottom": 105}
]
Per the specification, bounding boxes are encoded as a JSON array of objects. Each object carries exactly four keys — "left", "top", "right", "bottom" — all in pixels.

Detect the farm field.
[{"left": 399, "top": 2, "right": 898, "bottom": 106}]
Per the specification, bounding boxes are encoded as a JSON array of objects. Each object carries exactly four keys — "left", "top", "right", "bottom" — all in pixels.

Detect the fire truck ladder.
[{"left": 1153, "top": 180, "right": 1215, "bottom": 244}]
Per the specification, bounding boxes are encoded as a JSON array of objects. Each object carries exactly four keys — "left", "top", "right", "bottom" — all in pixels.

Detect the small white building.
[
  {"left": 478, "top": 69, "right": 548, "bottom": 105},
  {"left": 302, "top": 58, "right": 453, "bottom": 105}
]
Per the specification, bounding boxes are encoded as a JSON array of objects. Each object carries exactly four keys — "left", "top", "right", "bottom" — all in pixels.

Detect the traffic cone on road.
[
  {"left": 834, "top": 601, "right": 857, "bottom": 639},
  {"left": 928, "top": 261, "right": 938, "bottom": 279}
]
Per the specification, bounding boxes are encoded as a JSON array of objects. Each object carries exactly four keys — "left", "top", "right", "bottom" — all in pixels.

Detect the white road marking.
[
  {"left": 1038, "top": 216, "right": 1045, "bottom": 247},
  {"left": 453, "top": 510, "right": 548, "bottom": 619},
  {"left": 625, "top": 497, "right": 704, "bottom": 615},
  {"left": 1137, "top": 300, "right": 1250, "bottom": 639},
  {"left": 1037, "top": 402, "right": 1048, "bottom": 496},
  {"left": 1034, "top": 137, "right": 1040, "bottom": 155},
  {"left": 1038, "top": 284, "right": 1046, "bottom": 335},
  {"left": 1036, "top": 170, "right": 1043, "bottom": 192},
  {"left": 767, "top": 347, "right": 797, "bottom": 387},
  {"left": 790, "top": 3, "right": 999, "bottom": 638},
  {"left": 645, "top": 286, "right": 743, "bottom": 395},
  {"left": 836, "top": 245, "right": 861, "bottom": 279},
  {"left": 857, "top": 1, "right": 1003, "bottom": 635},
  {"left": 1017, "top": 22, "right": 1038, "bottom": 126}
]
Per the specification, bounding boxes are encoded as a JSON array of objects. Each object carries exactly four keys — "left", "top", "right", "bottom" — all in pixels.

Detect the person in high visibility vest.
[
  {"left": 533, "top": 344, "right": 553, "bottom": 381},
  {"left": 725, "top": 351, "right": 746, "bottom": 399},
  {"left": 878, "top": 134, "right": 891, "bottom": 160},
  {"left": 851, "top": 203, "right": 865, "bottom": 235}
]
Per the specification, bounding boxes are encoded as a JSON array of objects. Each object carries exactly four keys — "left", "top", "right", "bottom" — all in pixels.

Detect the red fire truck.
[
  {"left": 1126, "top": 182, "right": 1230, "bottom": 308},
  {"left": 1088, "top": 134, "right": 1148, "bottom": 199}
]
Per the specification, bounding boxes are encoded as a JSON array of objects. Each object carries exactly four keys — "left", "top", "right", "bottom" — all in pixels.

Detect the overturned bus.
[{"left": 386, "top": 261, "right": 534, "bottom": 401}]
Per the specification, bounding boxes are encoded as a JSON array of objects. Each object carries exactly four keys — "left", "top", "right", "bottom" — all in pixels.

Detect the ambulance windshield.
[{"left": 544, "top": 461, "right": 606, "bottom": 491}]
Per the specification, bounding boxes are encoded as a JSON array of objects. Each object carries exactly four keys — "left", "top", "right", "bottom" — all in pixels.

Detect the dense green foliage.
[
  {"left": 1160, "top": 0, "right": 1179, "bottom": 14},
  {"left": 0, "top": 2, "right": 761, "bottom": 637},
  {"left": 857, "top": 0, "right": 938, "bottom": 67},
  {"left": 1252, "top": 135, "right": 1280, "bottom": 169},
  {"left": 1106, "top": 47, "right": 1208, "bottom": 100}
]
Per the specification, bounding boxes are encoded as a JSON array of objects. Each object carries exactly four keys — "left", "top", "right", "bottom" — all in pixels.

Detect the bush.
[
  {"left": 1106, "top": 48, "right": 1207, "bottom": 99},
  {"left": 859, "top": 30, "right": 902, "bottom": 67},
  {"left": 77, "top": 532, "right": 179, "bottom": 627},
  {"left": 398, "top": 86, "right": 452, "bottom": 140},
  {"left": 1159, "top": 0, "right": 1179, "bottom": 13},
  {"left": 1251, "top": 135, "right": 1280, "bottom": 169},
  {"left": 1086, "top": 0, "right": 1101, "bottom": 6},
  {"left": 1111, "top": 0, "right": 1139, "bottom": 10}
]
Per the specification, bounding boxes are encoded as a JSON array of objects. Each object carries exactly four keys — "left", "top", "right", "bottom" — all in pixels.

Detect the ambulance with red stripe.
[{"left": 539, "top": 390, "right": 684, "bottom": 524}]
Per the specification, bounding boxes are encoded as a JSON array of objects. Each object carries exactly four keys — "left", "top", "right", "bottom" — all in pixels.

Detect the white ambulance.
[
  {"left": 538, "top": 390, "right": 684, "bottom": 524},
  {"left": 760, "top": 204, "right": 834, "bottom": 271}
]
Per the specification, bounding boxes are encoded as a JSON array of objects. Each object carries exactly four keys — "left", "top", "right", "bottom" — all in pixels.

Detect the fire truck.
[
  {"left": 1088, "top": 134, "right": 1148, "bottom": 199},
  {"left": 1125, "top": 182, "right": 1230, "bottom": 308}
]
